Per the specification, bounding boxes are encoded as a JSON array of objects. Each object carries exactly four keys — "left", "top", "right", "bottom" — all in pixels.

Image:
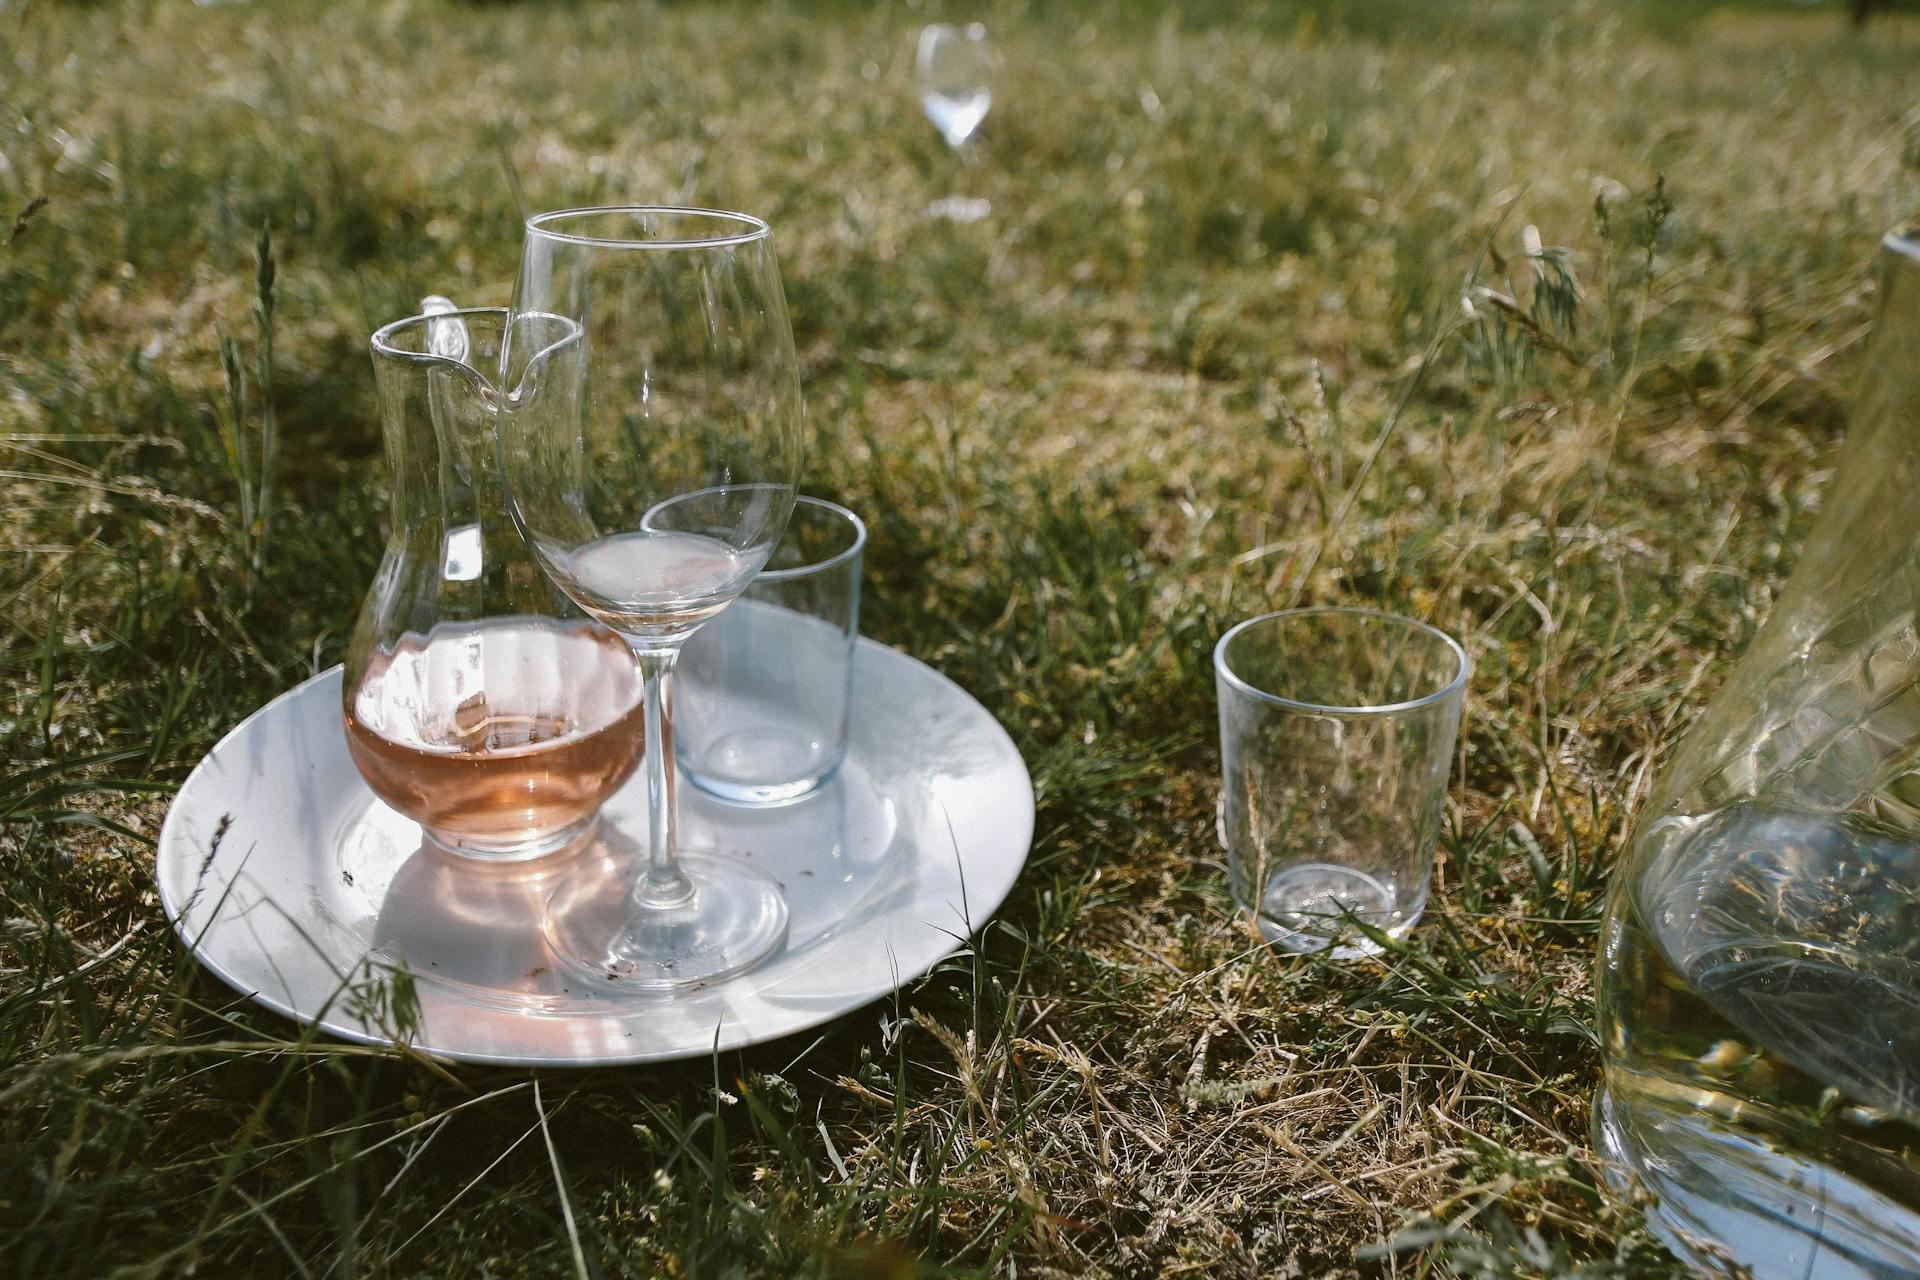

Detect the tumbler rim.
[
  {"left": 758, "top": 496, "right": 867, "bottom": 583},
  {"left": 525, "top": 205, "right": 772, "bottom": 250},
  {"left": 1214, "top": 607, "right": 1469, "bottom": 716}
]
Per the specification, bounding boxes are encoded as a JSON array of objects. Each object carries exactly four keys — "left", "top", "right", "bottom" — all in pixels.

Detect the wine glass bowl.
[
  {"left": 917, "top": 23, "right": 995, "bottom": 150},
  {"left": 498, "top": 206, "right": 804, "bottom": 989},
  {"left": 502, "top": 209, "right": 799, "bottom": 641}
]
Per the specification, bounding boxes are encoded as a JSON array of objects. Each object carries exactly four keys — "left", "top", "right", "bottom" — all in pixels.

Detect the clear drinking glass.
[
  {"left": 1215, "top": 608, "right": 1468, "bottom": 959},
  {"left": 344, "top": 305, "right": 646, "bottom": 862},
  {"left": 497, "top": 207, "right": 803, "bottom": 990},
  {"left": 677, "top": 497, "right": 866, "bottom": 805}
]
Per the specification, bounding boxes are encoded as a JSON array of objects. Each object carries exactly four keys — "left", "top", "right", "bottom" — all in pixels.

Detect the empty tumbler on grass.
[
  {"left": 1215, "top": 608, "right": 1468, "bottom": 958},
  {"left": 677, "top": 497, "right": 866, "bottom": 804}
]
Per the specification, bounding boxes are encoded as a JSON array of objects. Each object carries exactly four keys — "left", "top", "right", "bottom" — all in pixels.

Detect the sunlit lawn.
[{"left": 4, "top": 0, "right": 1918, "bottom": 1274}]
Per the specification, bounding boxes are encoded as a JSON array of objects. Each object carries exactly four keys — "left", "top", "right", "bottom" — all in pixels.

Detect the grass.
[{"left": 3, "top": 0, "right": 1918, "bottom": 1274}]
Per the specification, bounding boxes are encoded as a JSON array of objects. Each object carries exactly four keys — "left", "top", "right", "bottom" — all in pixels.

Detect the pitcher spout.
[{"left": 371, "top": 303, "right": 505, "bottom": 403}]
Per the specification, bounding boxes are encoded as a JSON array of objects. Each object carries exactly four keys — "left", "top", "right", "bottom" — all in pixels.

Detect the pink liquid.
[{"left": 345, "top": 619, "right": 646, "bottom": 855}]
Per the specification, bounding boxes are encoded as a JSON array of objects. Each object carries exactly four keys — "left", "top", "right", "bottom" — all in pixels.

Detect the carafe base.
[
  {"left": 423, "top": 813, "right": 601, "bottom": 864},
  {"left": 1597, "top": 1076, "right": 1920, "bottom": 1279}
]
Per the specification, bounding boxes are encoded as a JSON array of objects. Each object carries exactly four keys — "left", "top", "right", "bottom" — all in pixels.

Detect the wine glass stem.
[{"left": 632, "top": 645, "right": 695, "bottom": 909}]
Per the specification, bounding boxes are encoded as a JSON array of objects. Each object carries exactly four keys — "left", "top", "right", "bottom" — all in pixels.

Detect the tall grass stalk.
[{"left": 212, "top": 226, "right": 279, "bottom": 592}]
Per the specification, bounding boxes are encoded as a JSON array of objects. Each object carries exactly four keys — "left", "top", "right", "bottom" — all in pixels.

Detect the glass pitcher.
[
  {"left": 1595, "top": 232, "right": 1920, "bottom": 1277},
  {"left": 343, "top": 304, "right": 646, "bottom": 861}
]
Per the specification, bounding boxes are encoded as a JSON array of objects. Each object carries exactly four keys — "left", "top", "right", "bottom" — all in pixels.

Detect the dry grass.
[{"left": 4, "top": 0, "right": 1919, "bottom": 1275}]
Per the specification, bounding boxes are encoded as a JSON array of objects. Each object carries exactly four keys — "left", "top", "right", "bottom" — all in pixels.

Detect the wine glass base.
[
  {"left": 926, "top": 195, "right": 991, "bottom": 222},
  {"left": 543, "top": 849, "right": 789, "bottom": 991}
]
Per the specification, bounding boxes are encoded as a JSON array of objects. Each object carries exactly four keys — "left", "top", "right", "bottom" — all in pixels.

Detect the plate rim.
[{"left": 155, "top": 637, "right": 1033, "bottom": 1067}]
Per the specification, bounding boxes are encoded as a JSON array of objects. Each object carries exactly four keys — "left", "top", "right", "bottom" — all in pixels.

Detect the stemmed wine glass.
[
  {"left": 917, "top": 23, "right": 996, "bottom": 221},
  {"left": 497, "top": 207, "right": 803, "bottom": 990}
]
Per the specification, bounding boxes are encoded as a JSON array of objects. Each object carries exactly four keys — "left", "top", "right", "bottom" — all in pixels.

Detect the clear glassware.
[
  {"left": 1215, "top": 609, "right": 1468, "bottom": 958},
  {"left": 344, "top": 305, "right": 646, "bottom": 862},
  {"left": 917, "top": 22, "right": 996, "bottom": 222},
  {"left": 917, "top": 23, "right": 994, "bottom": 148},
  {"left": 677, "top": 496, "right": 866, "bottom": 805},
  {"left": 1595, "top": 229, "right": 1920, "bottom": 1277},
  {"left": 498, "top": 207, "right": 803, "bottom": 990}
]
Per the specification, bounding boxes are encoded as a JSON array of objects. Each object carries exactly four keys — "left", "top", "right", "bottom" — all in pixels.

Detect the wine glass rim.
[
  {"left": 1214, "top": 606, "right": 1470, "bottom": 716},
  {"left": 920, "top": 21, "right": 988, "bottom": 43},
  {"left": 525, "top": 206, "right": 772, "bottom": 249}
]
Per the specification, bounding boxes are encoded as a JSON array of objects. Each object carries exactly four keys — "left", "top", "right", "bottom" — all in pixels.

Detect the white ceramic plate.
[{"left": 156, "top": 639, "right": 1033, "bottom": 1066}]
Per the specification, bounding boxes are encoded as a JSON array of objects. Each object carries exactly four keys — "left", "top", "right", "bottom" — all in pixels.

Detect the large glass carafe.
[
  {"left": 1595, "top": 232, "right": 1920, "bottom": 1277},
  {"left": 344, "top": 304, "right": 645, "bottom": 861}
]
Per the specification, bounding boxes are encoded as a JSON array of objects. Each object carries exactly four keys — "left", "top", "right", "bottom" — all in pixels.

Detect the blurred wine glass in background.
[
  {"left": 918, "top": 23, "right": 994, "bottom": 148},
  {"left": 917, "top": 23, "right": 996, "bottom": 221}
]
